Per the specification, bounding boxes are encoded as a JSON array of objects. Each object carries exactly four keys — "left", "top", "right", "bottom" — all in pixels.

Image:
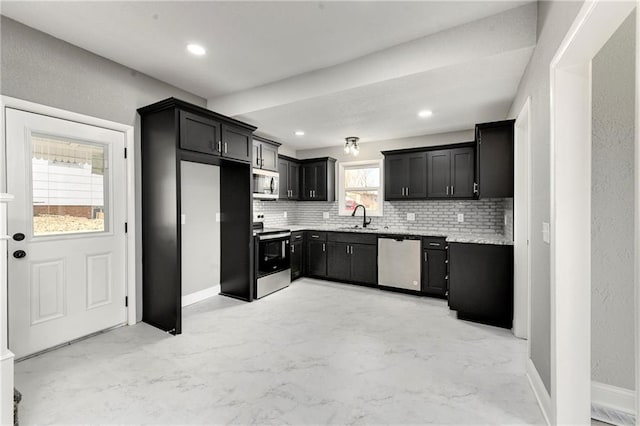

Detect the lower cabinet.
[
  {"left": 448, "top": 242, "right": 513, "bottom": 328},
  {"left": 421, "top": 236, "right": 448, "bottom": 297},
  {"left": 306, "top": 232, "right": 327, "bottom": 278},
  {"left": 326, "top": 233, "right": 377, "bottom": 285},
  {"left": 291, "top": 232, "right": 304, "bottom": 281}
]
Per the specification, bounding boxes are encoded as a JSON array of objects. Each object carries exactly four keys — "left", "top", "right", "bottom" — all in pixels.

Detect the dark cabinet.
[
  {"left": 221, "top": 124, "right": 252, "bottom": 163},
  {"left": 179, "top": 111, "right": 220, "bottom": 155},
  {"left": 253, "top": 136, "right": 280, "bottom": 172},
  {"left": 327, "top": 242, "right": 351, "bottom": 281},
  {"left": 448, "top": 242, "right": 514, "bottom": 328},
  {"left": 179, "top": 110, "right": 252, "bottom": 163},
  {"left": 291, "top": 232, "right": 304, "bottom": 281},
  {"left": 138, "top": 98, "right": 256, "bottom": 334},
  {"left": 300, "top": 158, "right": 336, "bottom": 201},
  {"left": 384, "top": 152, "right": 427, "bottom": 200},
  {"left": 426, "top": 146, "right": 474, "bottom": 198},
  {"left": 326, "top": 233, "right": 377, "bottom": 285},
  {"left": 306, "top": 232, "right": 327, "bottom": 277},
  {"left": 350, "top": 243, "right": 377, "bottom": 284},
  {"left": 278, "top": 156, "right": 300, "bottom": 200},
  {"left": 476, "top": 120, "right": 514, "bottom": 198},
  {"left": 421, "top": 237, "right": 448, "bottom": 297}
]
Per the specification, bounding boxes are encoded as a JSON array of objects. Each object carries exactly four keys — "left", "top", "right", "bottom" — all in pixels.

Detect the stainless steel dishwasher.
[{"left": 378, "top": 235, "right": 421, "bottom": 291}]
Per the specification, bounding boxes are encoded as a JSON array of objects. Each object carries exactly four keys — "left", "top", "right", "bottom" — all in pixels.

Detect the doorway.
[
  {"left": 5, "top": 107, "right": 128, "bottom": 359},
  {"left": 549, "top": 2, "right": 638, "bottom": 423}
]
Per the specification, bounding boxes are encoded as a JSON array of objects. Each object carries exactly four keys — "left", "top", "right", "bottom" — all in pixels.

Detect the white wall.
[
  {"left": 180, "top": 162, "right": 221, "bottom": 296},
  {"left": 1, "top": 16, "right": 207, "bottom": 321},
  {"left": 591, "top": 12, "right": 636, "bottom": 391},
  {"left": 508, "top": 0, "right": 585, "bottom": 393}
]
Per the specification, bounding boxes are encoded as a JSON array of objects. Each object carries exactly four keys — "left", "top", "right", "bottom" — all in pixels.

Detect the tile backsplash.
[{"left": 254, "top": 198, "right": 513, "bottom": 236}]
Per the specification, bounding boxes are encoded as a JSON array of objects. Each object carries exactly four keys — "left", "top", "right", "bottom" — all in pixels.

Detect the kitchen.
[{"left": 1, "top": 1, "right": 638, "bottom": 425}]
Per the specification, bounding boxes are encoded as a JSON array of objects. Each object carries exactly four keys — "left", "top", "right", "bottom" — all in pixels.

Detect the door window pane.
[{"left": 31, "top": 135, "right": 108, "bottom": 236}]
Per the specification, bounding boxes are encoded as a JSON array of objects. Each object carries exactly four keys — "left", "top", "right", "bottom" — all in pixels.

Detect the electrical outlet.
[
  {"left": 542, "top": 222, "right": 550, "bottom": 244},
  {"left": 457, "top": 213, "right": 464, "bottom": 223},
  {"left": 323, "top": 212, "right": 330, "bottom": 219},
  {"left": 407, "top": 213, "right": 416, "bottom": 221},
  {"left": 283, "top": 211, "right": 287, "bottom": 218}
]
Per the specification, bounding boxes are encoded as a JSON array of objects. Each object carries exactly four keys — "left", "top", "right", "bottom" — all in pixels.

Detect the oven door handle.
[{"left": 258, "top": 233, "right": 292, "bottom": 241}]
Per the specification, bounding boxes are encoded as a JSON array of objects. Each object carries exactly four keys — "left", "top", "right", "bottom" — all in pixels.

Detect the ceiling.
[{"left": 1, "top": 1, "right": 537, "bottom": 151}]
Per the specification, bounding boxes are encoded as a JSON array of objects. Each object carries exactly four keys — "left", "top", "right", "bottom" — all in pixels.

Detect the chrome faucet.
[{"left": 351, "top": 204, "right": 372, "bottom": 228}]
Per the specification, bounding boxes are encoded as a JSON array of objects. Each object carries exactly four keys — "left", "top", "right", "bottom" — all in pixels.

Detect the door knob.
[
  {"left": 12, "top": 233, "right": 25, "bottom": 241},
  {"left": 13, "top": 250, "right": 26, "bottom": 259}
]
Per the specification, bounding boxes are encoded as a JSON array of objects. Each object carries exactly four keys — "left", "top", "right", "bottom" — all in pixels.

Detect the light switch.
[
  {"left": 542, "top": 222, "right": 550, "bottom": 244},
  {"left": 457, "top": 213, "right": 464, "bottom": 223},
  {"left": 181, "top": 214, "right": 186, "bottom": 225},
  {"left": 323, "top": 212, "right": 330, "bottom": 219},
  {"left": 407, "top": 213, "right": 416, "bottom": 221}
]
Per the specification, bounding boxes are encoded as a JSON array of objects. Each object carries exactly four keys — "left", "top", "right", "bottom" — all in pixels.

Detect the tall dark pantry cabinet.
[{"left": 138, "top": 98, "right": 256, "bottom": 334}]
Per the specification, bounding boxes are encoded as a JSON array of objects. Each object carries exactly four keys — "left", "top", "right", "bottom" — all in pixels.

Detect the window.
[{"left": 338, "top": 160, "right": 383, "bottom": 216}]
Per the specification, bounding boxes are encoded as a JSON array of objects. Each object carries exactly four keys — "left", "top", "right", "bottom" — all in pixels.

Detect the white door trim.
[
  {"left": 635, "top": 4, "right": 640, "bottom": 421},
  {"left": 549, "top": 2, "right": 637, "bottom": 423},
  {"left": 514, "top": 96, "right": 531, "bottom": 341}
]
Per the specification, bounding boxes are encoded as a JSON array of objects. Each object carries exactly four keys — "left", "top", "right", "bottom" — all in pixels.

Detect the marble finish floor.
[{"left": 15, "top": 278, "right": 545, "bottom": 425}]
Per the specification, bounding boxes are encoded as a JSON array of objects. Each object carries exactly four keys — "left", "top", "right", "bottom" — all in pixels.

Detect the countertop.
[{"left": 287, "top": 224, "right": 513, "bottom": 246}]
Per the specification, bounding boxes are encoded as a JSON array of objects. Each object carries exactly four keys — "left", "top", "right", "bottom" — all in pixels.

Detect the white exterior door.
[{"left": 6, "top": 108, "right": 127, "bottom": 359}]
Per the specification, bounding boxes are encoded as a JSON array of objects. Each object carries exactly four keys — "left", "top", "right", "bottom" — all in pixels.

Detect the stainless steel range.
[{"left": 253, "top": 214, "right": 291, "bottom": 299}]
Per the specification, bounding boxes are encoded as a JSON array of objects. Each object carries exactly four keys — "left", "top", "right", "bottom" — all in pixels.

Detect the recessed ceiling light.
[
  {"left": 295, "top": 131, "right": 305, "bottom": 136},
  {"left": 418, "top": 110, "right": 433, "bottom": 118},
  {"left": 187, "top": 44, "right": 206, "bottom": 56}
]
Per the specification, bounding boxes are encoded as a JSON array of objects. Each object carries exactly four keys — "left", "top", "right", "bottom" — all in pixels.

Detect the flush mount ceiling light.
[
  {"left": 344, "top": 136, "right": 360, "bottom": 156},
  {"left": 186, "top": 44, "right": 206, "bottom": 56},
  {"left": 295, "top": 130, "right": 305, "bottom": 136},
  {"left": 418, "top": 110, "right": 433, "bottom": 118}
]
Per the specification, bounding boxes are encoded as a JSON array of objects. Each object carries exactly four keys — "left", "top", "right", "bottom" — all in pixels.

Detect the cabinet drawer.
[
  {"left": 422, "top": 237, "right": 447, "bottom": 250},
  {"left": 306, "top": 231, "right": 327, "bottom": 241},
  {"left": 291, "top": 231, "right": 305, "bottom": 242},
  {"left": 328, "top": 232, "right": 377, "bottom": 245}
]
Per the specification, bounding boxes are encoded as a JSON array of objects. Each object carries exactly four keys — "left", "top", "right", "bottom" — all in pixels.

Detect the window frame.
[{"left": 338, "top": 159, "right": 384, "bottom": 217}]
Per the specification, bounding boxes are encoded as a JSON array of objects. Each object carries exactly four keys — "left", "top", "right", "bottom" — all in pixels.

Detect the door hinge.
[
  {"left": 125, "top": 296, "right": 128, "bottom": 307},
  {"left": 124, "top": 147, "right": 128, "bottom": 158},
  {"left": 125, "top": 222, "right": 128, "bottom": 233}
]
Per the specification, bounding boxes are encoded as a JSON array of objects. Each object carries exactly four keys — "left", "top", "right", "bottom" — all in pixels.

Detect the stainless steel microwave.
[{"left": 252, "top": 169, "right": 279, "bottom": 200}]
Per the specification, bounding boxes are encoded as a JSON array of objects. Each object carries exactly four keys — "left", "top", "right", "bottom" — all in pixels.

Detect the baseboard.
[
  {"left": 591, "top": 381, "right": 636, "bottom": 426},
  {"left": 182, "top": 286, "right": 219, "bottom": 307},
  {"left": 526, "top": 358, "right": 552, "bottom": 426}
]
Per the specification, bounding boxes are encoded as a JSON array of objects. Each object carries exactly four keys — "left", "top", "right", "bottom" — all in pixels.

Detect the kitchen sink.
[{"left": 337, "top": 226, "right": 378, "bottom": 231}]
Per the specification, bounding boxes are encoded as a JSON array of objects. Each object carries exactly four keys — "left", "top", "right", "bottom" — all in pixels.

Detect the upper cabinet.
[
  {"left": 278, "top": 155, "right": 300, "bottom": 200},
  {"left": 300, "top": 157, "right": 336, "bottom": 201},
  {"left": 384, "top": 152, "right": 427, "bottom": 200},
  {"left": 476, "top": 120, "right": 514, "bottom": 198},
  {"left": 252, "top": 136, "right": 280, "bottom": 172},
  {"left": 426, "top": 146, "right": 475, "bottom": 199},
  {"left": 179, "top": 109, "right": 253, "bottom": 163}
]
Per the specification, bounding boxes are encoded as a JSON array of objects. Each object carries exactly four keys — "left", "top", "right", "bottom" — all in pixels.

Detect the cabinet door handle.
[
  {"left": 311, "top": 235, "right": 319, "bottom": 238},
  {"left": 406, "top": 187, "right": 409, "bottom": 196},
  {"left": 424, "top": 252, "right": 427, "bottom": 262},
  {"left": 429, "top": 242, "right": 441, "bottom": 247},
  {"left": 217, "top": 141, "right": 222, "bottom": 153},
  {"left": 446, "top": 186, "right": 449, "bottom": 195},
  {"left": 322, "top": 243, "right": 325, "bottom": 252},
  {"left": 350, "top": 246, "right": 353, "bottom": 255},
  {"left": 345, "top": 245, "right": 349, "bottom": 254},
  {"left": 451, "top": 185, "right": 454, "bottom": 195},
  {"left": 291, "top": 245, "right": 295, "bottom": 253},
  {"left": 473, "top": 182, "right": 478, "bottom": 194},
  {"left": 224, "top": 142, "right": 228, "bottom": 154}
]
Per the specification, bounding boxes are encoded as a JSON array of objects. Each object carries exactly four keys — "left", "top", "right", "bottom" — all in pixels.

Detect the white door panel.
[{"left": 6, "top": 108, "right": 127, "bottom": 359}]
